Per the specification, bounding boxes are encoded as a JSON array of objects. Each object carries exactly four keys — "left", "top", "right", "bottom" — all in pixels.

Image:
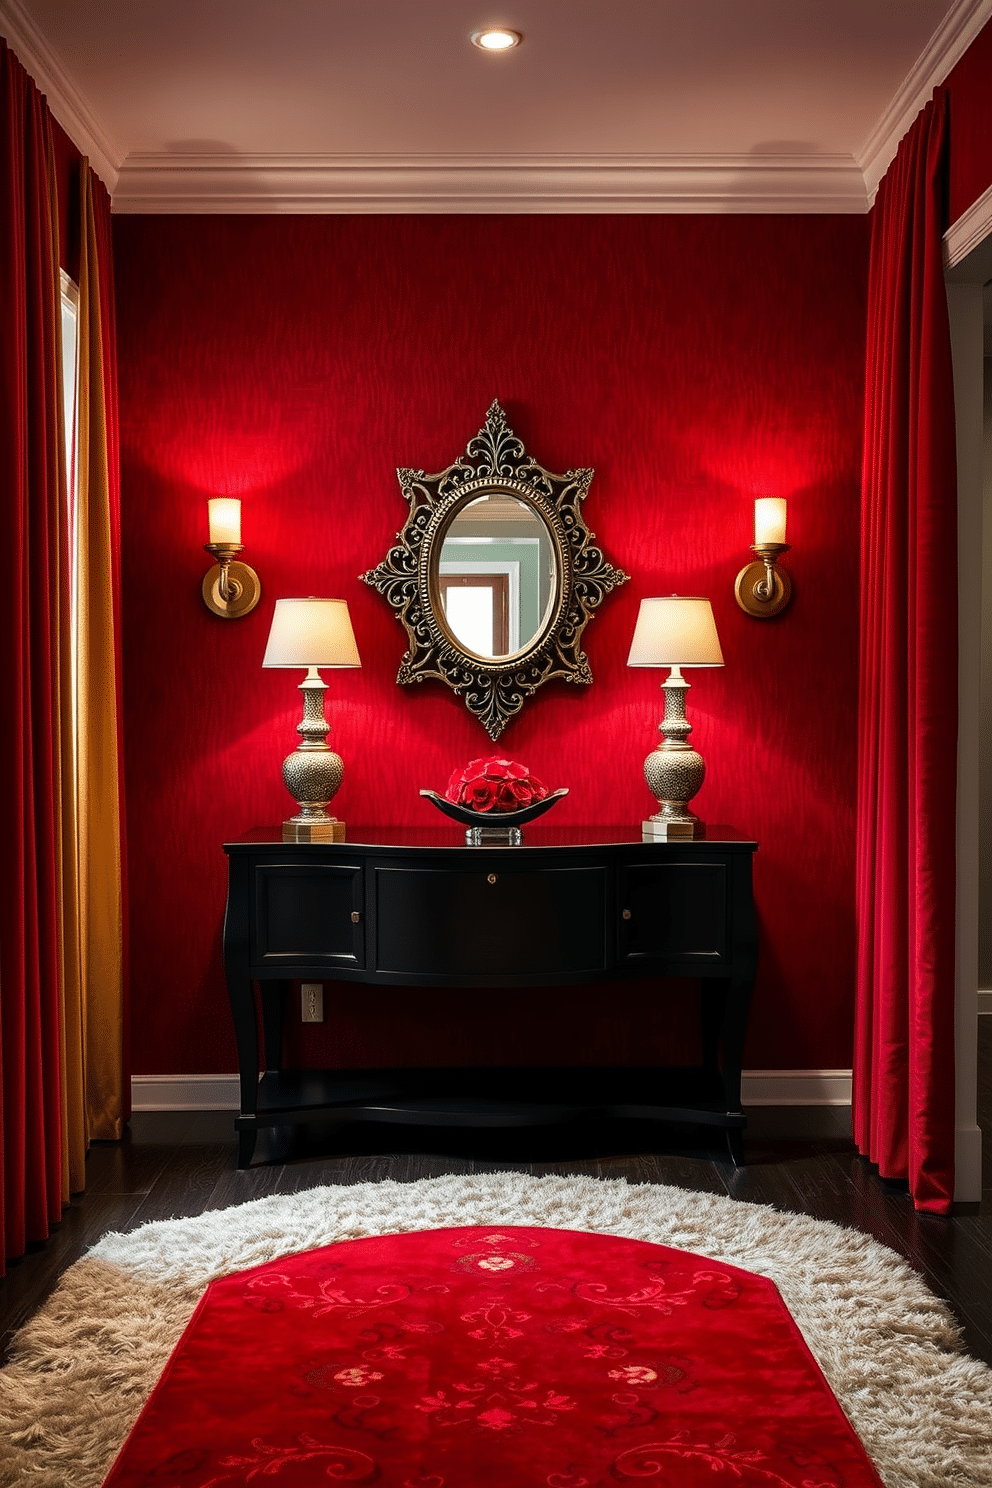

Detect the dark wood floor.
[{"left": 3, "top": 1019, "right": 991, "bottom": 1373}]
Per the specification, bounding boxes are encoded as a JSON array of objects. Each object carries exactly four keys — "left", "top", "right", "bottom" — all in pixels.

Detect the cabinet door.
[
  {"left": 373, "top": 864, "right": 608, "bottom": 979},
  {"left": 618, "top": 861, "right": 728, "bottom": 968},
  {"left": 251, "top": 862, "right": 364, "bottom": 968}
]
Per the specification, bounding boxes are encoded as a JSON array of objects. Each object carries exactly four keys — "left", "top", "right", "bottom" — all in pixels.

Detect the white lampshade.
[
  {"left": 263, "top": 598, "right": 361, "bottom": 669},
  {"left": 754, "top": 497, "right": 787, "bottom": 546},
  {"left": 627, "top": 596, "right": 724, "bottom": 668},
  {"left": 208, "top": 497, "right": 241, "bottom": 545}
]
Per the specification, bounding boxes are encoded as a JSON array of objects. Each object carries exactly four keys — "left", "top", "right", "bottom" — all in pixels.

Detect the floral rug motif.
[{"left": 100, "top": 1225, "right": 883, "bottom": 1488}]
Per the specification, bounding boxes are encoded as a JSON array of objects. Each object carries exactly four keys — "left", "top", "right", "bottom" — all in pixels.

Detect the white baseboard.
[
  {"left": 131, "top": 1074, "right": 242, "bottom": 1111},
  {"left": 740, "top": 1070, "right": 852, "bottom": 1106},
  {"left": 131, "top": 1070, "right": 853, "bottom": 1113},
  {"left": 955, "top": 1122, "right": 984, "bottom": 1202}
]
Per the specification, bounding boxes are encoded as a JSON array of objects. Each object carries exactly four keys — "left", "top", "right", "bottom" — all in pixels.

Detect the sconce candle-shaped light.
[
  {"left": 208, "top": 497, "right": 242, "bottom": 545},
  {"left": 202, "top": 497, "right": 261, "bottom": 618},
  {"left": 754, "top": 497, "right": 787, "bottom": 546},
  {"left": 735, "top": 498, "right": 792, "bottom": 618},
  {"left": 628, "top": 596, "right": 724, "bottom": 840},
  {"left": 263, "top": 597, "right": 361, "bottom": 841}
]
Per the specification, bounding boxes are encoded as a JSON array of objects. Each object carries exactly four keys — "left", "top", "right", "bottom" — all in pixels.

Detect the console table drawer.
[
  {"left": 373, "top": 864, "right": 608, "bottom": 978},
  {"left": 251, "top": 862, "right": 364, "bottom": 967},
  {"left": 619, "top": 861, "right": 728, "bottom": 966}
]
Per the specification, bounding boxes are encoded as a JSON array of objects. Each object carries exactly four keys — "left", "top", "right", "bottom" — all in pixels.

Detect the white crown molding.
[
  {"left": 131, "top": 1069, "right": 854, "bottom": 1112},
  {"left": 111, "top": 152, "right": 868, "bottom": 215},
  {"left": 5, "top": 0, "right": 988, "bottom": 215},
  {"left": 944, "top": 178, "right": 992, "bottom": 270},
  {"left": 858, "top": 0, "right": 992, "bottom": 204},
  {"left": 0, "top": 0, "right": 120, "bottom": 190}
]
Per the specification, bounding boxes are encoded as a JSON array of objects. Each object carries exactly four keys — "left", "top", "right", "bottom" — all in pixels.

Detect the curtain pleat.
[
  {"left": 1, "top": 42, "right": 126, "bottom": 1258},
  {"left": 0, "top": 39, "right": 68, "bottom": 1261},
  {"left": 76, "top": 159, "right": 126, "bottom": 1142},
  {"left": 855, "top": 89, "right": 959, "bottom": 1213}
]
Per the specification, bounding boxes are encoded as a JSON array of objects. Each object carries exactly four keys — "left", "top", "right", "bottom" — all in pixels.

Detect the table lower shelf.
[{"left": 234, "top": 1065, "right": 747, "bottom": 1168}]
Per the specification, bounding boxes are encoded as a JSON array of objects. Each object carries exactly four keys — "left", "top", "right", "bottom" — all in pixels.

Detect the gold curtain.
[
  {"left": 70, "top": 159, "right": 125, "bottom": 1151},
  {"left": 51, "top": 149, "right": 85, "bottom": 1203}
]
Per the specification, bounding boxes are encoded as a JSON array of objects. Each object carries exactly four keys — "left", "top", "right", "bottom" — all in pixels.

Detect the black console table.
[{"left": 222, "top": 826, "right": 758, "bottom": 1168}]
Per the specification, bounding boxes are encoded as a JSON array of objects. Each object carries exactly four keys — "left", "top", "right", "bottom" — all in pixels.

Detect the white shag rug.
[{"left": 1, "top": 1172, "right": 990, "bottom": 1488}]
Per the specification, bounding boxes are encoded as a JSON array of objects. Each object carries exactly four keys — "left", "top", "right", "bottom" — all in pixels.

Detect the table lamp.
[
  {"left": 627, "top": 596, "right": 724, "bottom": 839},
  {"left": 262, "top": 597, "right": 361, "bottom": 841}
]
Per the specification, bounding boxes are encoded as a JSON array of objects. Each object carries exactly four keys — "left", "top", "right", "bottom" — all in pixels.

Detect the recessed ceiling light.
[{"left": 471, "top": 28, "right": 522, "bottom": 52}]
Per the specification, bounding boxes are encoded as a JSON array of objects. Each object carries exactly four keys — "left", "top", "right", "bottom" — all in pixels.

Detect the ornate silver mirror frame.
[{"left": 362, "top": 401, "right": 629, "bottom": 739}]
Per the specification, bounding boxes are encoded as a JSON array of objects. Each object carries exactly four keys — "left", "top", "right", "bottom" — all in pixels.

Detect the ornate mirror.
[{"left": 362, "top": 402, "right": 628, "bottom": 738}]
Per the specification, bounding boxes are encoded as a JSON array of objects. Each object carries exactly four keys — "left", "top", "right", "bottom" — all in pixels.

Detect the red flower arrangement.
[{"left": 444, "top": 756, "right": 549, "bottom": 815}]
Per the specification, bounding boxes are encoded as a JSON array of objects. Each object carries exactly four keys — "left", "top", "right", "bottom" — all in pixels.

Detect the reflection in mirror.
[{"left": 437, "top": 493, "right": 554, "bottom": 660}]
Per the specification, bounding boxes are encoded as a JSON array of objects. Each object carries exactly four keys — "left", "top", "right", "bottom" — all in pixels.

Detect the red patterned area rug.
[{"left": 101, "top": 1225, "right": 882, "bottom": 1488}]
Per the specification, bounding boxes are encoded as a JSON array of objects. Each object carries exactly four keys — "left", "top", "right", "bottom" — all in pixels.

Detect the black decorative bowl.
[{"left": 419, "top": 787, "right": 568, "bottom": 840}]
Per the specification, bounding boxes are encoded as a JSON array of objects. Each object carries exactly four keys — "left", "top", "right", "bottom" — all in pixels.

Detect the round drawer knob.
[
  {"left": 622, "top": 908, "right": 632, "bottom": 920},
  {"left": 487, "top": 873, "right": 497, "bottom": 885},
  {"left": 350, "top": 911, "right": 361, "bottom": 924}
]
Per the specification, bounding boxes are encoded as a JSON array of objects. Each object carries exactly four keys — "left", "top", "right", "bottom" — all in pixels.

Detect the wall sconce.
[
  {"left": 735, "top": 498, "right": 792, "bottom": 618},
  {"left": 202, "top": 498, "right": 261, "bottom": 618},
  {"left": 627, "top": 596, "right": 724, "bottom": 839},
  {"left": 262, "top": 597, "right": 361, "bottom": 841}
]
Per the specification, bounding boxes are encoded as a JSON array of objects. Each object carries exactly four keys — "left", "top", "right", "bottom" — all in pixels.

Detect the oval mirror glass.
[{"left": 435, "top": 491, "right": 556, "bottom": 661}]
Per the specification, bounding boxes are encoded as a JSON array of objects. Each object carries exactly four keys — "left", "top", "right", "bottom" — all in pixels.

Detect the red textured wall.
[
  {"left": 113, "top": 213, "right": 868, "bottom": 1076},
  {"left": 946, "top": 16, "right": 992, "bottom": 224}
]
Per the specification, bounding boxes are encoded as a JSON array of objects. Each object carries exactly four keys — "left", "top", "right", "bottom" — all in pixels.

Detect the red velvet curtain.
[
  {"left": 855, "top": 88, "right": 958, "bottom": 1214},
  {"left": 0, "top": 40, "right": 68, "bottom": 1262}
]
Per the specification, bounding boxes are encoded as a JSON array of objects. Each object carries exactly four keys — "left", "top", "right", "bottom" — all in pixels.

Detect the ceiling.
[{"left": 2, "top": 0, "right": 990, "bottom": 213}]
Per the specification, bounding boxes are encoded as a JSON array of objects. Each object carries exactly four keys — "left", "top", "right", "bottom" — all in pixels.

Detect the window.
[
  {"left": 60, "top": 269, "right": 80, "bottom": 735},
  {"left": 439, "top": 570, "right": 512, "bottom": 657}
]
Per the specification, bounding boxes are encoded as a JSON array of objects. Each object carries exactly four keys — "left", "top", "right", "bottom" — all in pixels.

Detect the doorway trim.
[{"left": 943, "top": 199, "right": 990, "bottom": 1200}]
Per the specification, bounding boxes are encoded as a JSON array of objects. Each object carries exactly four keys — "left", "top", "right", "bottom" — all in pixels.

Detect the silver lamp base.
[
  {"left": 279, "top": 670, "right": 345, "bottom": 842},
  {"left": 641, "top": 667, "right": 708, "bottom": 839}
]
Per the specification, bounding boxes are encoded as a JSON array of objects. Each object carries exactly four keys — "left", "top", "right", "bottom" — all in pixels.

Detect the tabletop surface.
[{"left": 225, "top": 824, "right": 758, "bottom": 850}]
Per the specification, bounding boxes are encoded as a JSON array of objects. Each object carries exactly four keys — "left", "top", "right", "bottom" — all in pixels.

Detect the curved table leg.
[
  {"left": 223, "top": 858, "right": 260, "bottom": 1168},
  {"left": 725, "top": 1126, "right": 745, "bottom": 1166},
  {"left": 719, "top": 966, "right": 755, "bottom": 1168},
  {"left": 237, "top": 1121, "right": 258, "bottom": 1169}
]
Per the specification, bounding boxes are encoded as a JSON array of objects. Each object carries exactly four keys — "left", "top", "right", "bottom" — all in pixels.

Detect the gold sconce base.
[
  {"left": 735, "top": 546, "right": 792, "bottom": 618},
  {"left": 202, "top": 559, "right": 261, "bottom": 618}
]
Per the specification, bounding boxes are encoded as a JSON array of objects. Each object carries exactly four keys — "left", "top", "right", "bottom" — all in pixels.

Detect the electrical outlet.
[{"left": 301, "top": 983, "right": 323, "bottom": 1022}]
